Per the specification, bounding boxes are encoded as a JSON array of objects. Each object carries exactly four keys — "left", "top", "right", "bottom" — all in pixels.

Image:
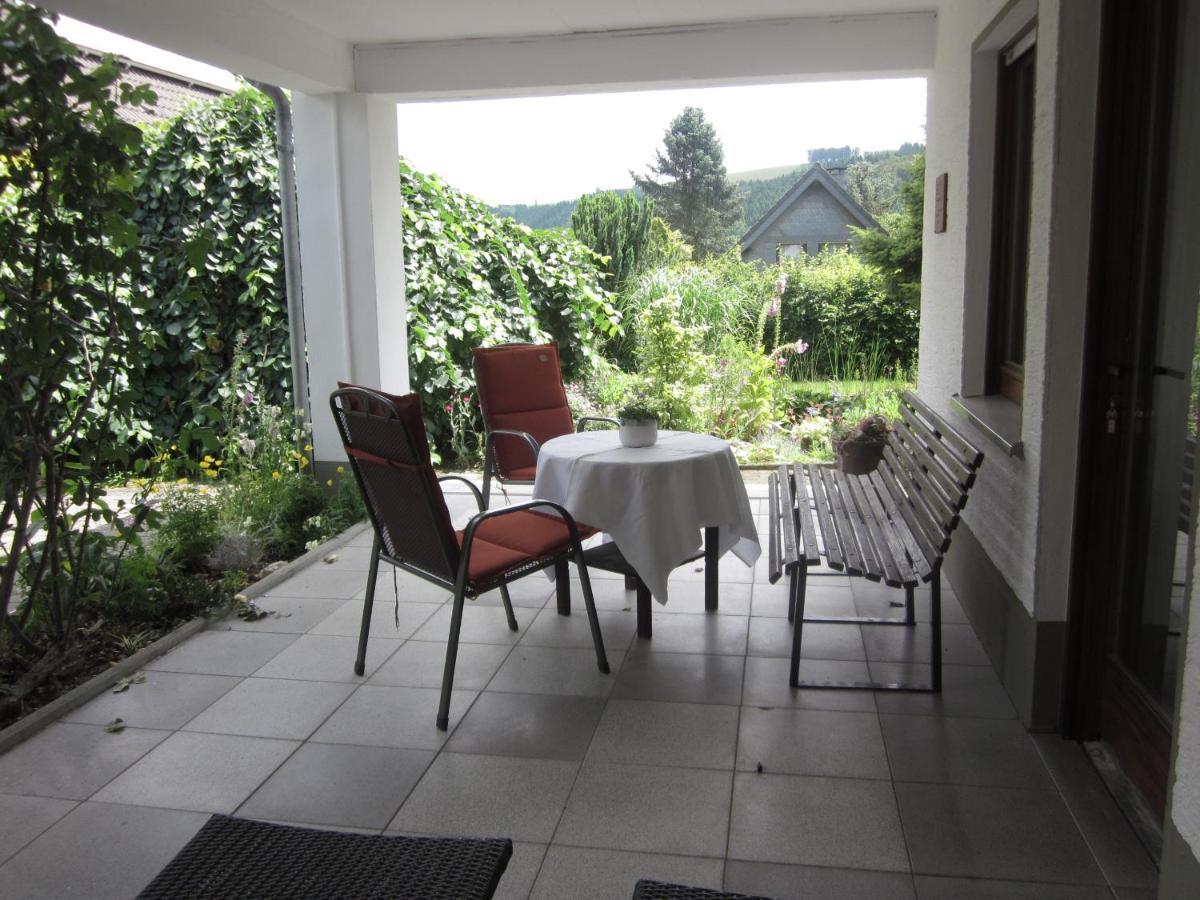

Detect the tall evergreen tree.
[
  {"left": 632, "top": 107, "right": 741, "bottom": 259},
  {"left": 570, "top": 191, "right": 655, "bottom": 292}
]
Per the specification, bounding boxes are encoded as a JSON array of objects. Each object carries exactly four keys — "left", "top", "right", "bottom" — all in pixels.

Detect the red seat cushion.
[
  {"left": 497, "top": 466, "right": 537, "bottom": 483},
  {"left": 458, "top": 509, "right": 593, "bottom": 585}
]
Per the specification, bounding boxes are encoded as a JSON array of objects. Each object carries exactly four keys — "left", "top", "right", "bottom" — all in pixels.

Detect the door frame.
[{"left": 1064, "top": 0, "right": 1180, "bottom": 819}]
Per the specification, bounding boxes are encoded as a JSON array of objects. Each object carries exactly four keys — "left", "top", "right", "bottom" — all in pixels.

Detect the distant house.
[
  {"left": 77, "top": 47, "right": 229, "bottom": 126},
  {"left": 739, "top": 164, "right": 881, "bottom": 264}
]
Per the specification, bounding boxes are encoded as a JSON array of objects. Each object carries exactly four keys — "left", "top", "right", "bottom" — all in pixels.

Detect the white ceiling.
[
  {"left": 257, "top": 0, "right": 938, "bottom": 45},
  {"left": 42, "top": 0, "right": 939, "bottom": 96}
]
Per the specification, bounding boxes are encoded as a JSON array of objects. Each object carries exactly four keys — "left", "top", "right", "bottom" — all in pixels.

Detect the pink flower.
[
  {"left": 794, "top": 339, "right": 809, "bottom": 355},
  {"left": 444, "top": 402, "right": 453, "bottom": 413},
  {"left": 775, "top": 357, "right": 786, "bottom": 371},
  {"left": 242, "top": 390, "right": 254, "bottom": 408},
  {"left": 766, "top": 301, "right": 778, "bottom": 318},
  {"left": 773, "top": 274, "right": 788, "bottom": 294}
]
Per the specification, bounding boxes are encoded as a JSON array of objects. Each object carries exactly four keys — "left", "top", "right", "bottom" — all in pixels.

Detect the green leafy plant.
[
  {"left": 400, "top": 161, "right": 620, "bottom": 461},
  {"left": 617, "top": 403, "right": 659, "bottom": 422},
  {"left": 0, "top": 4, "right": 157, "bottom": 689},
  {"left": 131, "top": 87, "right": 289, "bottom": 440}
]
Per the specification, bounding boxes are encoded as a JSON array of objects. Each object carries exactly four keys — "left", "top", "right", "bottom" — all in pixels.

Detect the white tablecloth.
[{"left": 533, "top": 430, "right": 760, "bottom": 603}]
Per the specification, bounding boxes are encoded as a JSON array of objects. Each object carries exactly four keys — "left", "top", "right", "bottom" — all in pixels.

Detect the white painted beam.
[
  {"left": 293, "top": 93, "right": 408, "bottom": 463},
  {"left": 355, "top": 13, "right": 936, "bottom": 99},
  {"left": 41, "top": 0, "right": 353, "bottom": 93}
]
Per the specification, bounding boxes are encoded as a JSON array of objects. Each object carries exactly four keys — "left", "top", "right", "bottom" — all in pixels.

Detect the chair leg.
[
  {"left": 904, "top": 584, "right": 916, "bottom": 626},
  {"left": 555, "top": 557, "right": 571, "bottom": 615},
  {"left": 438, "top": 587, "right": 468, "bottom": 730},
  {"left": 788, "top": 564, "right": 808, "bottom": 688},
  {"left": 355, "top": 534, "right": 381, "bottom": 676},
  {"left": 499, "top": 583, "right": 518, "bottom": 631},
  {"left": 481, "top": 448, "right": 495, "bottom": 510},
  {"left": 572, "top": 550, "right": 610, "bottom": 674},
  {"left": 624, "top": 573, "right": 638, "bottom": 592},
  {"left": 931, "top": 568, "right": 943, "bottom": 693}
]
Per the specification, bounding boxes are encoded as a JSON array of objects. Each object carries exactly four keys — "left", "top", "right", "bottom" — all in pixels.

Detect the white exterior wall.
[{"left": 919, "top": 0, "right": 1099, "bottom": 620}]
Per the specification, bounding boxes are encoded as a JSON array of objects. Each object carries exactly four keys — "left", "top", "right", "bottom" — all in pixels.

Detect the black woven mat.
[
  {"left": 137, "top": 815, "right": 512, "bottom": 900},
  {"left": 632, "top": 879, "right": 775, "bottom": 900}
]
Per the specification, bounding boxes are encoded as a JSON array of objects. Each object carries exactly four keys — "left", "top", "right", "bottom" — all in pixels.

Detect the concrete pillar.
[{"left": 292, "top": 91, "right": 407, "bottom": 465}]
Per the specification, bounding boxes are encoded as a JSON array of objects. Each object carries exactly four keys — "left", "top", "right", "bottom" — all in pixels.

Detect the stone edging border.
[{"left": 0, "top": 521, "right": 371, "bottom": 755}]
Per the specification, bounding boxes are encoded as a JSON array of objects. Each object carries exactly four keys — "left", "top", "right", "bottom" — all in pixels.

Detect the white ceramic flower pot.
[{"left": 619, "top": 419, "right": 658, "bottom": 448}]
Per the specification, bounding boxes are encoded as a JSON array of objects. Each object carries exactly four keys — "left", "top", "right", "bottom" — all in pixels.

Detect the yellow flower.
[
  {"left": 203, "top": 468, "right": 218, "bottom": 479},
  {"left": 304, "top": 444, "right": 313, "bottom": 451},
  {"left": 326, "top": 479, "right": 333, "bottom": 487},
  {"left": 214, "top": 459, "right": 223, "bottom": 467},
  {"left": 271, "top": 471, "right": 282, "bottom": 480},
  {"left": 203, "top": 455, "right": 214, "bottom": 463},
  {"left": 198, "top": 460, "right": 210, "bottom": 469},
  {"left": 298, "top": 457, "right": 309, "bottom": 469},
  {"left": 336, "top": 466, "right": 345, "bottom": 474},
  {"left": 170, "top": 444, "right": 177, "bottom": 450},
  {"left": 176, "top": 477, "right": 188, "bottom": 485}
]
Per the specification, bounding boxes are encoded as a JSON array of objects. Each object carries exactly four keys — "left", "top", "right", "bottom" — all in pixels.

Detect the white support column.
[{"left": 292, "top": 91, "right": 407, "bottom": 464}]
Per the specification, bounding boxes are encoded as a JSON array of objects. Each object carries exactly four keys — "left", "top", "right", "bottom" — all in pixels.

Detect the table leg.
[
  {"left": 704, "top": 526, "right": 719, "bottom": 612},
  {"left": 624, "top": 573, "right": 638, "bottom": 591},
  {"left": 555, "top": 558, "right": 570, "bottom": 615},
  {"left": 636, "top": 576, "right": 652, "bottom": 639}
]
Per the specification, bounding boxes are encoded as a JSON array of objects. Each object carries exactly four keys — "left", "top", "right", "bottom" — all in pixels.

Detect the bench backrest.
[
  {"left": 875, "top": 390, "right": 984, "bottom": 573},
  {"left": 769, "top": 391, "right": 984, "bottom": 587}
]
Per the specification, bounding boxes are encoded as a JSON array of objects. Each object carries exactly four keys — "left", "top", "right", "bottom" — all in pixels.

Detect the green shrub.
[
  {"left": 701, "top": 335, "right": 781, "bottom": 441},
  {"left": 773, "top": 251, "right": 919, "bottom": 379},
  {"left": 633, "top": 297, "right": 708, "bottom": 430},
  {"left": 132, "top": 88, "right": 289, "bottom": 440},
  {"left": 400, "top": 162, "right": 620, "bottom": 462},
  {"left": 570, "top": 191, "right": 655, "bottom": 293},
  {"left": 155, "top": 489, "right": 222, "bottom": 572}
]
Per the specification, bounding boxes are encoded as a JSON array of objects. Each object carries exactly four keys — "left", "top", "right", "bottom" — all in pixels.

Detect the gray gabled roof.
[{"left": 739, "top": 163, "right": 882, "bottom": 251}]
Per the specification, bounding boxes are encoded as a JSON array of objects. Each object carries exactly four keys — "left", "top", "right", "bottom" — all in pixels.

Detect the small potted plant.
[
  {"left": 617, "top": 402, "right": 659, "bottom": 448},
  {"left": 832, "top": 414, "right": 891, "bottom": 475}
]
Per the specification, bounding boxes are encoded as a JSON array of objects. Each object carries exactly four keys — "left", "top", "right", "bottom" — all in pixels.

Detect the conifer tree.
[
  {"left": 632, "top": 107, "right": 742, "bottom": 259},
  {"left": 570, "top": 191, "right": 654, "bottom": 292}
]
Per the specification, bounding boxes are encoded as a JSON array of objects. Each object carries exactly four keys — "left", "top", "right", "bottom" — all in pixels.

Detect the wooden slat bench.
[{"left": 767, "top": 391, "right": 984, "bottom": 693}]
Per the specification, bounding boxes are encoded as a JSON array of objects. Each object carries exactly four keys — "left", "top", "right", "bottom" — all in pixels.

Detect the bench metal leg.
[
  {"left": 787, "top": 564, "right": 942, "bottom": 694},
  {"left": 555, "top": 557, "right": 570, "bottom": 615},
  {"left": 905, "top": 584, "right": 916, "bottom": 626},
  {"left": 788, "top": 564, "right": 806, "bottom": 687},
  {"left": 704, "top": 526, "right": 718, "bottom": 612},
  {"left": 354, "top": 534, "right": 382, "bottom": 677},
  {"left": 931, "top": 566, "right": 943, "bottom": 692}
]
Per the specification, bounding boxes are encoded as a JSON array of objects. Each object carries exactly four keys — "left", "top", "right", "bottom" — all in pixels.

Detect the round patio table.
[{"left": 533, "top": 429, "right": 760, "bottom": 616}]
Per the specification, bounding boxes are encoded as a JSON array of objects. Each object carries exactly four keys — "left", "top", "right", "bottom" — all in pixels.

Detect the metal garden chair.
[
  {"left": 472, "top": 342, "right": 617, "bottom": 508},
  {"left": 330, "top": 385, "right": 609, "bottom": 730}
]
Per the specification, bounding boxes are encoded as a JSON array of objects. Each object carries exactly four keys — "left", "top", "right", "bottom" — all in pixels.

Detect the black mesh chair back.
[{"left": 330, "top": 386, "right": 460, "bottom": 583}]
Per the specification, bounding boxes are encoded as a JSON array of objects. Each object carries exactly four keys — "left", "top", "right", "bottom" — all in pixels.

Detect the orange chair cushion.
[
  {"left": 459, "top": 510, "right": 593, "bottom": 585},
  {"left": 473, "top": 343, "right": 575, "bottom": 477}
]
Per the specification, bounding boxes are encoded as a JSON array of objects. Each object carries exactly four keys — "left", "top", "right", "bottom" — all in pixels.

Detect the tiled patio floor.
[{"left": 0, "top": 481, "right": 1159, "bottom": 899}]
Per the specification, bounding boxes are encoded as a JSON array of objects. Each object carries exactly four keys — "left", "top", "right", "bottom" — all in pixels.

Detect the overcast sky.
[{"left": 55, "top": 16, "right": 926, "bottom": 207}]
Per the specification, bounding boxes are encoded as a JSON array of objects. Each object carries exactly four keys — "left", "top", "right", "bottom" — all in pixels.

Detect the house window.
[
  {"left": 777, "top": 242, "right": 807, "bottom": 260},
  {"left": 819, "top": 241, "right": 851, "bottom": 253},
  {"left": 986, "top": 29, "right": 1036, "bottom": 404}
]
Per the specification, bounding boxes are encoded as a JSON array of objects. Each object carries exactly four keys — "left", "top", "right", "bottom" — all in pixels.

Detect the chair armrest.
[
  {"left": 484, "top": 429, "right": 541, "bottom": 458},
  {"left": 576, "top": 416, "right": 620, "bottom": 432},
  {"left": 458, "top": 500, "right": 588, "bottom": 564},
  {"left": 437, "top": 475, "right": 485, "bottom": 513}
]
